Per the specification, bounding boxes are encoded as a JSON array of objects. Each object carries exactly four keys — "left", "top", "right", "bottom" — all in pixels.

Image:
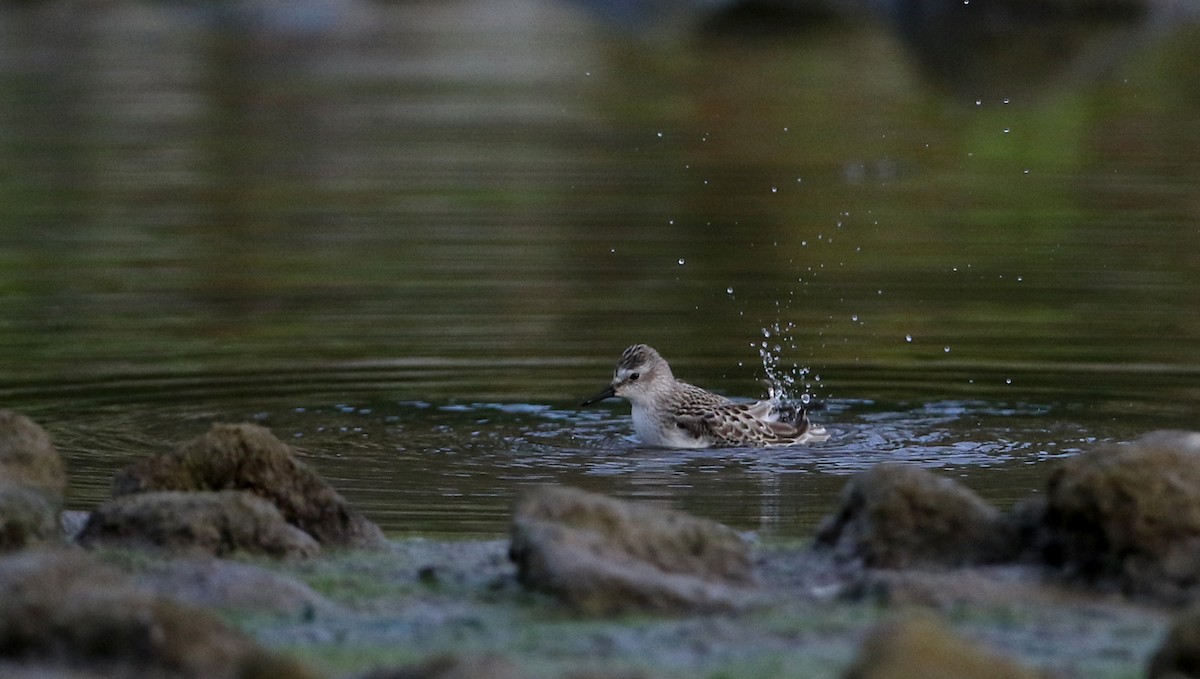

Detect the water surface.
[{"left": 1, "top": 0, "right": 1198, "bottom": 537}]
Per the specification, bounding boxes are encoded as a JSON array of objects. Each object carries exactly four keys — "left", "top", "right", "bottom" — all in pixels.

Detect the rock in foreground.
[
  {"left": 137, "top": 556, "right": 339, "bottom": 616},
  {"left": 359, "top": 654, "right": 529, "bottom": 679},
  {"left": 0, "top": 411, "right": 66, "bottom": 553},
  {"left": 510, "top": 485, "right": 755, "bottom": 615},
  {"left": 77, "top": 490, "right": 320, "bottom": 558},
  {"left": 0, "top": 410, "right": 66, "bottom": 503},
  {"left": 1147, "top": 604, "right": 1200, "bottom": 679},
  {"left": 815, "top": 463, "right": 1018, "bottom": 569},
  {"left": 113, "top": 422, "right": 386, "bottom": 548},
  {"left": 1035, "top": 430, "right": 1200, "bottom": 602},
  {"left": 0, "top": 486, "right": 59, "bottom": 553},
  {"left": 0, "top": 548, "right": 317, "bottom": 679},
  {"left": 844, "top": 614, "right": 1044, "bottom": 679}
]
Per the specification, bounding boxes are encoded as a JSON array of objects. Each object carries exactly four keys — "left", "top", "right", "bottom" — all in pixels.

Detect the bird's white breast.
[{"left": 630, "top": 403, "right": 709, "bottom": 448}]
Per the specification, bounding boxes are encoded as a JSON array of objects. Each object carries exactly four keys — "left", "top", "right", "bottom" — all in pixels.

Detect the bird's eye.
[{"left": 629, "top": 372, "right": 640, "bottom": 381}]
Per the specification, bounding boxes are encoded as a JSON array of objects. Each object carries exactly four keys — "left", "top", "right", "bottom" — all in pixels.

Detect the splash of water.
[{"left": 756, "top": 321, "right": 815, "bottom": 404}]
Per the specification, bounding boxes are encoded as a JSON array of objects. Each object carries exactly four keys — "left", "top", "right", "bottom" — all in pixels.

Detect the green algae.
[{"left": 82, "top": 538, "right": 1172, "bottom": 679}]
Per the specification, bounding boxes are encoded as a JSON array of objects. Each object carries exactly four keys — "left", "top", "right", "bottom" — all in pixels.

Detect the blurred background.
[{"left": 2, "top": 0, "right": 1198, "bottom": 536}]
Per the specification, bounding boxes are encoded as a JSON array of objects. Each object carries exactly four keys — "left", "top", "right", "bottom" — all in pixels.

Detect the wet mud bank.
[{"left": 1, "top": 410, "right": 1198, "bottom": 679}]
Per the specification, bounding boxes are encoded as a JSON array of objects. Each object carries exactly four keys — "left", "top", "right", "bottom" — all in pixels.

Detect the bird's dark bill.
[{"left": 580, "top": 384, "right": 616, "bottom": 407}]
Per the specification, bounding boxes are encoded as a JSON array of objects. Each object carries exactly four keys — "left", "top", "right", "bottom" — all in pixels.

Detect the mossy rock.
[
  {"left": 1147, "top": 603, "right": 1200, "bottom": 678},
  {"left": 77, "top": 490, "right": 320, "bottom": 558},
  {"left": 1036, "top": 430, "right": 1200, "bottom": 601},
  {"left": 0, "top": 484, "right": 59, "bottom": 553},
  {"left": 844, "top": 614, "right": 1045, "bottom": 679},
  {"left": 0, "top": 548, "right": 318, "bottom": 679},
  {"left": 0, "top": 410, "right": 66, "bottom": 506},
  {"left": 510, "top": 485, "right": 756, "bottom": 615},
  {"left": 114, "top": 423, "right": 385, "bottom": 549},
  {"left": 359, "top": 654, "right": 528, "bottom": 679},
  {"left": 815, "top": 463, "right": 1018, "bottom": 569}
]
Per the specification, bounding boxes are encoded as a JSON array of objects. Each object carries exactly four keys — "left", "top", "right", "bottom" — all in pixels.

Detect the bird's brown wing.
[
  {"left": 669, "top": 384, "right": 735, "bottom": 443},
  {"left": 675, "top": 400, "right": 810, "bottom": 446}
]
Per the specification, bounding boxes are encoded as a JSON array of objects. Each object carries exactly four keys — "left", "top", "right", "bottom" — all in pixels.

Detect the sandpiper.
[{"left": 581, "top": 344, "right": 829, "bottom": 448}]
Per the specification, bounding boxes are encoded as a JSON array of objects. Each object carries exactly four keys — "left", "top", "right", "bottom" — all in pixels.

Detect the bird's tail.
[{"left": 770, "top": 399, "right": 823, "bottom": 431}]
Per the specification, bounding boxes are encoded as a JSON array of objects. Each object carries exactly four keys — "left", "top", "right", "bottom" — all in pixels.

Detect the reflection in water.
[
  {"left": 0, "top": 0, "right": 1198, "bottom": 536},
  {"left": 10, "top": 362, "right": 1195, "bottom": 537},
  {"left": 196, "top": 27, "right": 332, "bottom": 325},
  {"left": 883, "top": 0, "right": 1178, "bottom": 99},
  {"left": 576, "top": 0, "right": 1197, "bottom": 98},
  {"left": 2, "top": 4, "right": 102, "bottom": 346}
]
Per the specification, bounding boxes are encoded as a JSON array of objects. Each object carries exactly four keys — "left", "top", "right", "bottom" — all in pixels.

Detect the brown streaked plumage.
[{"left": 581, "top": 344, "right": 829, "bottom": 448}]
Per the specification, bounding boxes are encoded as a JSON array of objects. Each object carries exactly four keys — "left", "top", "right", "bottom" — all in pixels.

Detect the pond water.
[{"left": 1, "top": 0, "right": 1198, "bottom": 538}]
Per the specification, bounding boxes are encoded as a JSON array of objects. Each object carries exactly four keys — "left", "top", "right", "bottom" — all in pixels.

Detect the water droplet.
[
  {"left": 1003, "top": 98, "right": 1010, "bottom": 104},
  {"left": 770, "top": 186, "right": 778, "bottom": 193},
  {"left": 944, "top": 346, "right": 951, "bottom": 353},
  {"left": 1003, "top": 127, "right": 1011, "bottom": 134},
  {"left": 975, "top": 99, "right": 982, "bottom": 106},
  {"left": 1005, "top": 378, "right": 1013, "bottom": 385},
  {"left": 677, "top": 258, "right": 685, "bottom": 265},
  {"left": 656, "top": 131, "right": 663, "bottom": 138},
  {"left": 851, "top": 314, "right": 859, "bottom": 322},
  {"left": 726, "top": 286, "right": 734, "bottom": 295},
  {"left": 905, "top": 334, "right": 913, "bottom": 343}
]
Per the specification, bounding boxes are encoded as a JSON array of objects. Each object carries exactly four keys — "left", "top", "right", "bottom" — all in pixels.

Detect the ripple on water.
[{"left": 3, "top": 362, "right": 1192, "bottom": 538}]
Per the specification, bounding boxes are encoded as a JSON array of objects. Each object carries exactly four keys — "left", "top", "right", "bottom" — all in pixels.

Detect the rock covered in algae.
[
  {"left": 1034, "top": 430, "right": 1200, "bottom": 602},
  {"left": 843, "top": 614, "right": 1046, "bottom": 679},
  {"left": 0, "top": 486, "right": 59, "bottom": 554},
  {"left": 1147, "top": 603, "right": 1200, "bottom": 679},
  {"left": 78, "top": 490, "right": 320, "bottom": 558},
  {"left": 0, "top": 548, "right": 318, "bottom": 679},
  {"left": 0, "top": 411, "right": 66, "bottom": 552},
  {"left": 114, "top": 422, "right": 385, "bottom": 549},
  {"left": 359, "top": 654, "right": 529, "bottom": 679},
  {"left": 0, "top": 410, "right": 66, "bottom": 503},
  {"left": 815, "top": 463, "right": 1019, "bottom": 569},
  {"left": 359, "top": 652, "right": 655, "bottom": 679},
  {"left": 135, "top": 556, "right": 339, "bottom": 616},
  {"left": 509, "top": 484, "right": 756, "bottom": 615}
]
